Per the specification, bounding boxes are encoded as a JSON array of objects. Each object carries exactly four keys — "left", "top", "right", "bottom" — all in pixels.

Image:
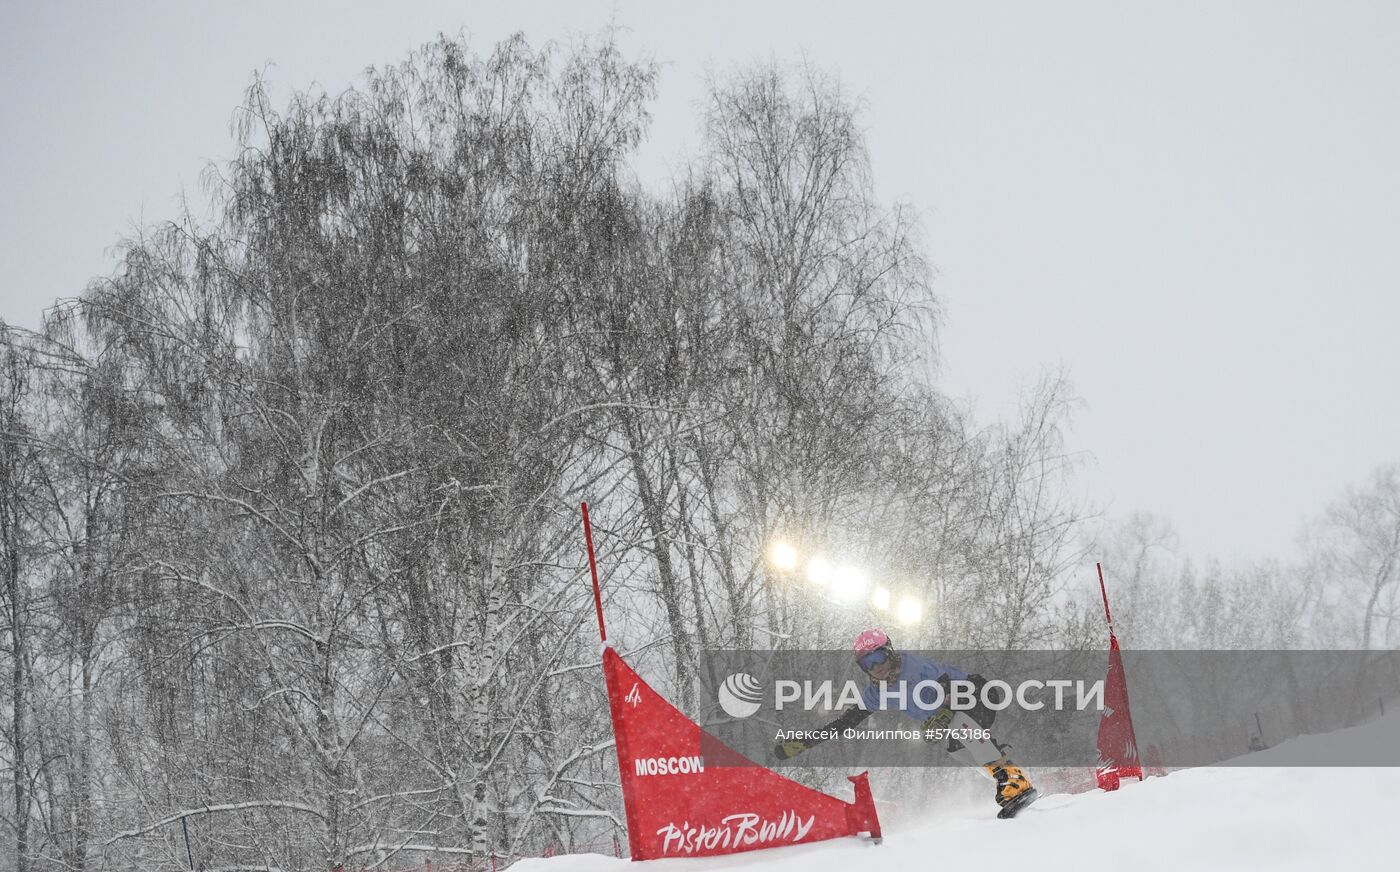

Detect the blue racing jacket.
[{"left": 860, "top": 652, "right": 969, "bottom": 721}]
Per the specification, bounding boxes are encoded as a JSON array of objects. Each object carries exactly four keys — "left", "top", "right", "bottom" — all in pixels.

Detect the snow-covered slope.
[{"left": 515, "top": 712, "right": 1399, "bottom": 872}]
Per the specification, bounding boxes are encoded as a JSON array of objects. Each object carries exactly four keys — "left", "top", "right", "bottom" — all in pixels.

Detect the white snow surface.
[{"left": 514, "top": 711, "right": 1399, "bottom": 872}]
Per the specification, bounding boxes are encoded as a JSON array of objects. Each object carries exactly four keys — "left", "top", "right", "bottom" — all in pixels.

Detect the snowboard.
[{"left": 996, "top": 788, "right": 1040, "bottom": 819}]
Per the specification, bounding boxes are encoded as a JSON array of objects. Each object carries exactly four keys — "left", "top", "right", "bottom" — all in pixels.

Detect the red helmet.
[
  {"left": 853, "top": 628, "right": 898, "bottom": 677},
  {"left": 853, "top": 628, "right": 890, "bottom": 656}
]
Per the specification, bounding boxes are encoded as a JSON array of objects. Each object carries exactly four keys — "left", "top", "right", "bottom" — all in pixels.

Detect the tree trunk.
[
  {"left": 620, "top": 412, "right": 695, "bottom": 709},
  {"left": 691, "top": 439, "right": 748, "bottom": 648},
  {"left": 2, "top": 484, "right": 27, "bottom": 872}
]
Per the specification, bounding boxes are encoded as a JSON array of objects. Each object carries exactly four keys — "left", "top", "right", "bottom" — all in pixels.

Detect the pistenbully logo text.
[{"left": 717, "top": 672, "right": 763, "bottom": 718}]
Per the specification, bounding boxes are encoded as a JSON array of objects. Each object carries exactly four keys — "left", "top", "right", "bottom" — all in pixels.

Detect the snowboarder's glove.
[
  {"left": 774, "top": 739, "right": 809, "bottom": 760},
  {"left": 923, "top": 708, "right": 955, "bottom": 731}
]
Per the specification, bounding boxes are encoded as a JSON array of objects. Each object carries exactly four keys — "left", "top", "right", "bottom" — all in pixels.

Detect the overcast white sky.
[{"left": 3, "top": 1, "right": 1398, "bottom": 567}]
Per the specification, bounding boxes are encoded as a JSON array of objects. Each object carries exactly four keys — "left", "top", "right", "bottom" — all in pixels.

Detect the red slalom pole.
[
  {"left": 582, "top": 501, "right": 607, "bottom": 643},
  {"left": 1096, "top": 561, "right": 1114, "bottom": 632}
]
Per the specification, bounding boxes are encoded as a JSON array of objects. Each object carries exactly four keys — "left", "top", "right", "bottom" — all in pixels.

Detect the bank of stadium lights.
[
  {"left": 764, "top": 540, "right": 923, "bottom": 626},
  {"left": 830, "top": 565, "right": 870, "bottom": 603},
  {"left": 767, "top": 541, "right": 799, "bottom": 573},
  {"left": 895, "top": 596, "right": 923, "bottom": 627},
  {"left": 804, "top": 555, "right": 835, "bottom": 587}
]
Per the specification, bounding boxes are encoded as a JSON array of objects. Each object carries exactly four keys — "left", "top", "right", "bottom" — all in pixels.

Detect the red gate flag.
[
  {"left": 603, "top": 646, "right": 881, "bottom": 859},
  {"left": 1095, "top": 633, "right": 1144, "bottom": 790}
]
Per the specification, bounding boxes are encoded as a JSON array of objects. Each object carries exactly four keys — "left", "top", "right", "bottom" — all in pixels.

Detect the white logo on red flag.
[
  {"left": 657, "top": 810, "right": 816, "bottom": 854},
  {"left": 635, "top": 755, "right": 706, "bottom": 776}
]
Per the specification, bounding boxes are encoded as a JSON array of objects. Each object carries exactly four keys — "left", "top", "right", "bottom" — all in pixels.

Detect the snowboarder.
[{"left": 773, "top": 628, "right": 1039, "bottom": 818}]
